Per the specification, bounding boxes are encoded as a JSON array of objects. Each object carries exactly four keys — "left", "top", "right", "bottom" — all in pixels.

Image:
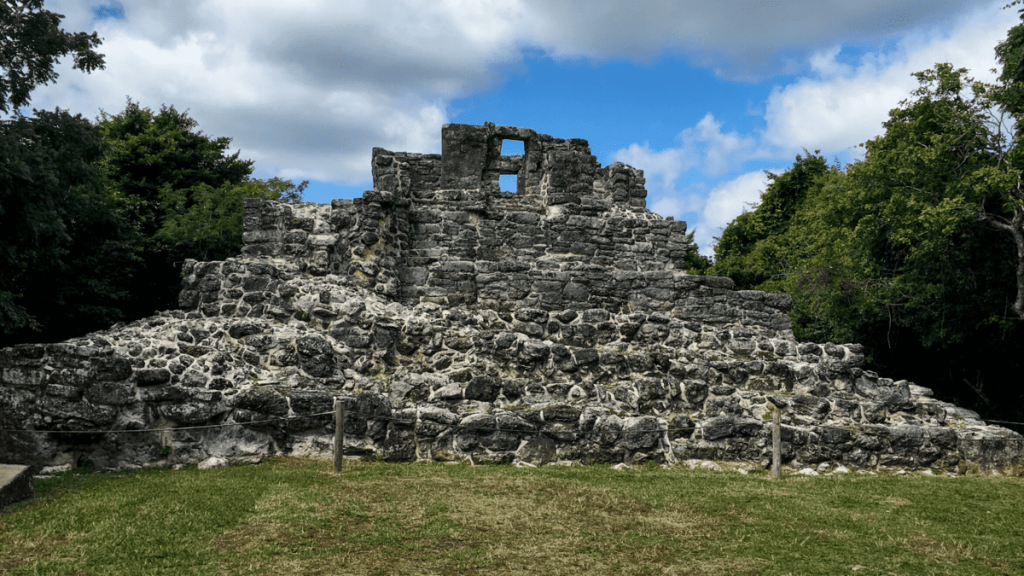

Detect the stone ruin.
[{"left": 1, "top": 122, "right": 1022, "bottom": 473}]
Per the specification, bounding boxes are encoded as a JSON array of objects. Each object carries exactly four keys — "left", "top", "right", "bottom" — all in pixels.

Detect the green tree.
[
  {"left": 96, "top": 97, "right": 306, "bottom": 319},
  {"left": 0, "top": 98, "right": 307, "bottom": 345},
  {"left": 0, "top": 3, "right": 304, "bottom": 345},
  {"left": 682, "top": 230, "right": 712, "bottom": 274},
  {"left": 0, "top": 109, "right": 141, "bottom": 347},
  {"left": 157, "top": 176, "right": 308, "bottom": 260},
  {"left": 711, "top": 60, "right": 1024, "bottom": 421},
  {"left": 712, "top": 150, "right": 834, "bottom": 289},
  {"left": 971, "top": 4, "right": 1024, "bottom": 320},
  {"left": 0, "top": 0, "right": 105, "bottom": 114},
  {"left": 0, "top": 0, "right": 113, "bottom": 342}
]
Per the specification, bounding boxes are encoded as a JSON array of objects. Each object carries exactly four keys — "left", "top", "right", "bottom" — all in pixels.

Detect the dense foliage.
[
  {"left": 0, "top": 0, "right": 105, "bottom": 115},
  {"left": 712, "top": 35, "right": 1024, "bottom": 423},
  {"left": 94, "top": 98, "right": 307, "bottom": 323},
  {"left": 1, "top": 0, "right": 114, "bottom": 341},
  {"left": 0, "top": 100, "right": 308, "bottom": 348},
  {"left": 682, "top": 230, "right": 713, "bottom": 274},
  {"left": 0, "top": 5, "right": 306, "bottom": 347},
  {"left": 0, "top": 109, "right": 138, "bottom": 341},
  {"left": 712, "top": 150, "right": 836, "bottom": 290}
]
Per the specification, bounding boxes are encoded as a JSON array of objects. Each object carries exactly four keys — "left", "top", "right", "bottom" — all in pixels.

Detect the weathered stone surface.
[
  {"left": 520, "top": 435, "right": 556, "bottom": 464},
  {"left": 1, "top": 123, "right": 1020, "bottom": 473},
  {"left": 621, "top": 416, "right": 662, "bottom": 449},
  {"left": 160, "top": 401, "right": 228, "bottom": 425},
  {"left": 464, "top": 376, "right": 500, "bottom": 402},
  {"left": 84, "top": 380, "right": 136, "bottom": 406},
  {"left": 231, "top": 387, "right": 289, "bottom": 415},
  {"left": 135, "top": 368, "right": 170, "bottom": 386}
]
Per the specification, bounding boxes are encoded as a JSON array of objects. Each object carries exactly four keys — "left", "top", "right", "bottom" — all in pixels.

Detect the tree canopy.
[
  {"left": 0, "top": 0, "right": 115, "bottom": 342},
  {"left": 0, "top": 97, "right": 309, "bottom": 347},
  {"left": 0, "top": 0, "right": 105, "bottom": 114},
  {"left": 711, "top": 46, "right": 1024, "bottom": 423},
  {"left": 0, "top": 2, "right": 305, "bottom": 346},
  {"left": 712, "top": 151, "right": 836, "bottom": 290},
  {"left": 0, "top": 108, "right": 140, "bottom": 345},
  {"left": 95, "top": 97, "right": 307, "bottom": 321}
]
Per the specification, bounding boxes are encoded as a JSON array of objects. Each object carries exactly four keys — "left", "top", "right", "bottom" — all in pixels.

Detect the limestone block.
[
  {"left": 39, "top": 397, "right": 117, "bottom": 426},
  {"left": 45, "top": 384, "right": 80, "bottom": 399},
  {"left": 465, "top": 376, "right": 500, "bottom": 402},
  {"left": 135, "top": 368, "right": 170, "bottom": 386},
  {"left": 231, "top": 388, "right": 288, "bottom": 415},
  {"left": 701, "top": 415, "right": 762, "bottom": 441},
  {"left": 620, "top": 416, "right": 662, "bottom": 449},
  {"left": 495, "top": 413, "right": 535, "bottom": 432},
  {"left": 592, "top": 414, "right": 623, "bottom": 445},
  {"left": 198, "top": 457, "right": 228, "bottom": 470},
  {"left": 682, "top": 380, "right": 709, "bottom": 406},
  {"left": 789, "top": 395, "right": 831, "bottom": 419},
  {"left": 2, "top": 367, "right": 46, "bottom": 388},
  {"left": 431, "top": 382, "right": 463, "bottom": 402},
  {"left": 519, "top": 435, "right": 556, "bottom": 464},
  {"left": 160, "top": 402, "right": 227, "bottom": 425},
  {"left": 0, "top": 465, "right": 33, "bottom": 508},
  {"left": 85, "top": 380, "right": 136, "bottom": 406}
]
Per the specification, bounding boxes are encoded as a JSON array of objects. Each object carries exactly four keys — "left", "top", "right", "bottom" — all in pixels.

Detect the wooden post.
[
  {"left": 334, "top": 398, "right": 344, "bottom": 474},
  {"left": 772, "top": 405, "right": 782, "bottom": 480}
]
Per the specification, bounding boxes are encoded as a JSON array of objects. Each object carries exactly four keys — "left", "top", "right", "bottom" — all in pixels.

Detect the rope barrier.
[
  {"left": 0, "top": 406, "right": 698, "bottom": 436},
  {"left": 0, "top": 409, "right": 335, "bottom": 432},
  {"left": 983, "top": 419, "right": 1024, "bottom": 426},
  {"left": 2, "top": 405, "right": 1020, "bottom": 437}
]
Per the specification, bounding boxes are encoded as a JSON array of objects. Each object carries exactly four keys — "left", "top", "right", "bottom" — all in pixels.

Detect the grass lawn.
[{"left": 1, "top": 456, "right": 1021, "bottom": 575}]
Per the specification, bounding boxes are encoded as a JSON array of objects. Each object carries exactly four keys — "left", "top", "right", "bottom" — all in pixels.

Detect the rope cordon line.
[
  {"left": 2, "top": 405, "right": 1021, "bottom": 436},
  {"left": 0, "top": 406, "right": 696, "bottom": 435}
]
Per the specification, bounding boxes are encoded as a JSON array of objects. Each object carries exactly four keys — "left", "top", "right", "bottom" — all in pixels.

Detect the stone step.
[{"left": 0, "top": 464, "right": 33, "bottom": 509}]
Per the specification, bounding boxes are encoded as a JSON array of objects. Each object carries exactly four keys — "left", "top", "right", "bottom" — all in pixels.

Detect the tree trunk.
[
  {"left": 1012, "top": 209, "right": 1024, "bottom": 320},
  {"left": 983, "top": 206, "right": 1024, "bottom": 320}
]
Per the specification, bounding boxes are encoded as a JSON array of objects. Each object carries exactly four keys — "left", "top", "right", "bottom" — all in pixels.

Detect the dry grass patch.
[
  {"left": 0, "top": 533, "right": 73, "bottom": 574},
  {"left": 904, "top": 533, "right": 974, "bottom": 564},
  {"left": 882, "top": 496, "right": 912, "bottom": 508},
  {"left": 212, "top": 459, "right": 760, "bottom": 575}
]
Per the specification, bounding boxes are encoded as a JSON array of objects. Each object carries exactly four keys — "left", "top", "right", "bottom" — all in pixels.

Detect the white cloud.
[
  {"left": 13, "top": 0, "right": 531, "bottom": 186},
  {"left": 678, "top": 114, "right": 766, "bottom": 176},
  {"left": 649, "top": 186, "right": 707, "bottom": 222},
  {"left": 612, "top": 112, "right": 769, "bottom": 197},
  {"left": 762, "top": 2, "right": 1017, "bottom": 155},
  {"left": 613, "top": 143, "right": 693, "bottom": 194},
  {"left": 609, "top": 0, "right": 1015, "bottom": 257},
  {"left": 808, "top": 46, "right": 854, "bottom": 79},
  {"left": 7, "top": 0, "right": 1010, "bottom": 195},
  {"left": 518, "top": 0, "right": 981, "bottom": 80},
  {"left": 612, "top": 110, "right": 779, "bottom": 257},
  {"left": 691, "top": 171, "right": 771, "bottom": 257}
]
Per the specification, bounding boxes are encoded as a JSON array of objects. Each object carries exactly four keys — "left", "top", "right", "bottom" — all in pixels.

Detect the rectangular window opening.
[
  {"left": 499, "top": 174, "right": 518, "bottom": 193},
  {"left": 501, "top": 139, "right": 524, "bottom": 156}
]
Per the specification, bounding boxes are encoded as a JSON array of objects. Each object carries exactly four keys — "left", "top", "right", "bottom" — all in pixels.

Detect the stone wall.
[
  {"left": 230, "top": 198, "right": 778, "bottom": 319},
  {"left": 2, "top": 123, "right": 1022, "bottom": 473},
  {"left": 237, "top": 122, "right": 685, "bottom": 308}
]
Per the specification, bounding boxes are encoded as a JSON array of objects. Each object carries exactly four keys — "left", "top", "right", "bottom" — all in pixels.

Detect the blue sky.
[{"left": 8, "top": 1, "right": 1020, "bottom": 256}]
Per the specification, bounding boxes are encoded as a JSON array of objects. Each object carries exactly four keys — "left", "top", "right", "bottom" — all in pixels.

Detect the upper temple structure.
[
  {"left": 234, "top": 122, "right": 691, "bottom": 309},
  {"left": 1, "top": 123, "right": 1021, "bottom": 473}
]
